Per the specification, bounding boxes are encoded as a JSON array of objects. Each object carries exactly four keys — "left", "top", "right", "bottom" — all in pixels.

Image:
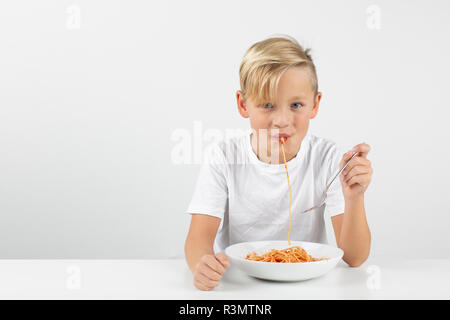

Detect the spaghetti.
[
  {"left": 280, "top": 137, "right": 292, "bottom": 245},
  {"left": 245, "top": 138, "right": 328, "bottom": 263},
  {"left": 245, "top": 246, "right": 326, "bottom": 263}
]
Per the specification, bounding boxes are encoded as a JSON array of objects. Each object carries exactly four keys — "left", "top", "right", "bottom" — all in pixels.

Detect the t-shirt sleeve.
[
  {"left": 186, "top": 143, "right": 229, "bottom": 219},
  {"left": 324, "top": 145, "right": 346, "bottom": 218}
]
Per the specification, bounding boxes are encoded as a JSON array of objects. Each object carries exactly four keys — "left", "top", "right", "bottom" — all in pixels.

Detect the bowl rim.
[{"left": 225, "top": 240, "right": 344, "bottom": 265}]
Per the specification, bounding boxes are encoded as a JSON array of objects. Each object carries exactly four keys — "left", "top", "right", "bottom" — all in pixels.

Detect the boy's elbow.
[
  {"left": 343, "top": 254, "right": 369, "bottom": 267},
  {"left": 345, "top": 259, "right": 364, "bottom": 268}
]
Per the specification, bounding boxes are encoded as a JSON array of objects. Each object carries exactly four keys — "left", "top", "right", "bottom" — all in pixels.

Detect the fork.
[{"left": 301, "top": 151, "right": 358, "bottom": 214}]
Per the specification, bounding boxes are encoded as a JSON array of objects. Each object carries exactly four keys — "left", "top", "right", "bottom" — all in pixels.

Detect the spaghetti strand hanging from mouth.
[{"left": 280, "top": 137, "right": 292, "bottom": 245}]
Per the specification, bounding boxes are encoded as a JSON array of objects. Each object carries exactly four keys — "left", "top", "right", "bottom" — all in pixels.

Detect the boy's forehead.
[
  {"left": 247, "top": 67, "right": 316, "bottom": 104},
  {"left": 277, "top": 73, "right": 315, "bottom": 99},
  {"left": 279, "top": 68, "right": 314, "bottom": 92},
  {"left": 277, "top": 83, "right": 315, "bottom": 100},
  {"left": 289, "top": 94, "right": 307, "bottom": 100},
  {"left": 251, "top": 91, "right": 312, "bottom": 105},
  {"left": 279, "top": 91, "right": 314, "bottom": 102}
]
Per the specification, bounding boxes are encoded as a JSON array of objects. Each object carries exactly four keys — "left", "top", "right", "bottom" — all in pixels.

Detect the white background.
[{"left": 0, "top": 0, "right": 449, "bottom": 259}]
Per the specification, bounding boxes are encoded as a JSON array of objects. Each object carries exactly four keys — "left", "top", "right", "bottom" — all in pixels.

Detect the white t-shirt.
[{"left": 186, "top": 129, "right": 345, "bottom": 253}]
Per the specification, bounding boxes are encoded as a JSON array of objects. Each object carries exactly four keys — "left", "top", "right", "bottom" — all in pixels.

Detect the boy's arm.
[
  {"left": 185, "top": 214, "right": 229, "bottom": 291},
  {"left": 184, "top": 214, "right": 221, "bottom": 272},
  {"left": 331, "top": 143, "right": 373, "bottom": 267},
  {"left": 331, "top": 197, "right": 371, "bottom": 267}
]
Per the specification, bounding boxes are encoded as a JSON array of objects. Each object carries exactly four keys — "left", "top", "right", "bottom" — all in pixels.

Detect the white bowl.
[{"left": 225, "top": 240, "right": 344, "bottom": 281}]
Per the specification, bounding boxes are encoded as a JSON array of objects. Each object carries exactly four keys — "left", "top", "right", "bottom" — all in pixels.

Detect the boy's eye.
[{"left": 259, "top": 103, "right": 303, "bottom": 109}]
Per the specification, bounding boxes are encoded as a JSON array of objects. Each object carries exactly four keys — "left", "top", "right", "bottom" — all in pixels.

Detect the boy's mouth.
[{"left": 271, "top": 133, "right": 291, "bottom": 142}]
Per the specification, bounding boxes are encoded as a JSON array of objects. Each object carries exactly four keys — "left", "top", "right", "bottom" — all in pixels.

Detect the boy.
[{"left": 184, "top": 35, "right": 373, "bottom": 291}]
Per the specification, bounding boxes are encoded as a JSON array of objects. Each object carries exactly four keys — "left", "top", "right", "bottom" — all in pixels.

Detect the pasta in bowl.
[{"left": 225, "top": 240, "right": 344, "bottom": 281}]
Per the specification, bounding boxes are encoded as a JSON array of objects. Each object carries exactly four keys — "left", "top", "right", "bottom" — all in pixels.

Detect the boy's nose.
[{"left": 272, "top": 107, "right": 291, "bottom": 128}]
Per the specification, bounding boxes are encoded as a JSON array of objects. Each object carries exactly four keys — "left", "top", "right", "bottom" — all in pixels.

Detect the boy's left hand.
[{"left": 339, "top": 143, "right": 373, "bottom": 200}]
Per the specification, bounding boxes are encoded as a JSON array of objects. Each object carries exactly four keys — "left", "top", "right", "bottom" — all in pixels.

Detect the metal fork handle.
[{"left": 325, "top": 151, "right": 358, "bottom": 193}]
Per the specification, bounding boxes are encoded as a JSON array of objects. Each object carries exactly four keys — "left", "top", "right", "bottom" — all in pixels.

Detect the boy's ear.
[
  {"left": 310, "top": 91, "right": 322, "bottom": 119},
  {"left": 236, "top": 90, "right": 249, "bottom": 118}
]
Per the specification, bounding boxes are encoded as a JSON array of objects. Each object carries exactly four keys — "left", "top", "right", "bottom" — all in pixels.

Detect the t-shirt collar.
[{"left": 245, "top": 128, "right": 310, "bottom": 174}]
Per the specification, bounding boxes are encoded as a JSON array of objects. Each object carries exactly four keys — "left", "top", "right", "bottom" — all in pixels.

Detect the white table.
[{"left": 0, "top": 258, "right": 449, "bottom": 299}]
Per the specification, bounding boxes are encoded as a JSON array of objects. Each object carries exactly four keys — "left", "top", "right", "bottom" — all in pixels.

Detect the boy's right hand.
[{"left": 193, "top": 253, "right": 230, "bottom": 291}]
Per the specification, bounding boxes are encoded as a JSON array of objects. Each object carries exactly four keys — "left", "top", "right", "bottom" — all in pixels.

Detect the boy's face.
[{"left": 237, "top": 66, "right": 322, "bottom": 163}]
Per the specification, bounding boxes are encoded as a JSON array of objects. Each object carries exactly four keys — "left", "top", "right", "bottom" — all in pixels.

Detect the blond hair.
[{"left": 239, "top": 35, "right": 318, "bottom": 105}]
